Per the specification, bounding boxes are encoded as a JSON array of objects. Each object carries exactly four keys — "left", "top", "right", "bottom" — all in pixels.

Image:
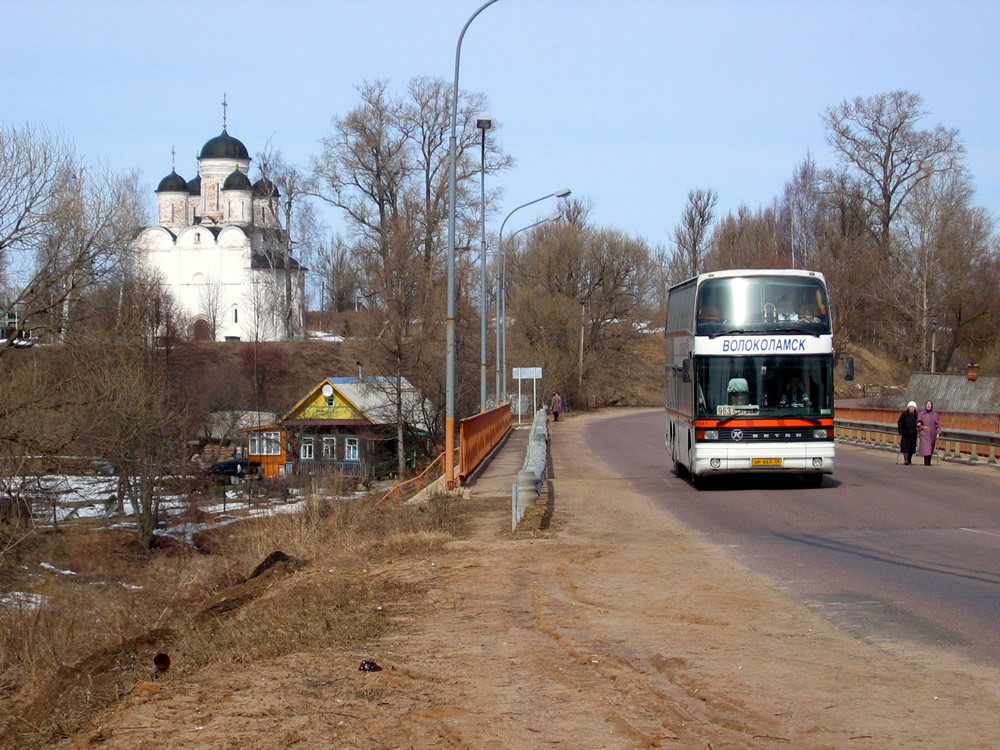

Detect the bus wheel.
[{"left": 673, "top": 458, "right": 689, "bottom": 479}]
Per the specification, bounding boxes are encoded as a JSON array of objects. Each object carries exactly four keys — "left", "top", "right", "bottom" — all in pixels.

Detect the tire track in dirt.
[{"left": 520, "top": 544, "right": 787, "bottom": 747}]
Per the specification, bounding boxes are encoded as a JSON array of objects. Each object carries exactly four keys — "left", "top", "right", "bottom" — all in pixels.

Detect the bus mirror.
[
  {"left": 681, "top": 358, "right": 692, "bottom": 382},
  {"left": 844, "top": 356, "right": 855, "bottom": 381}
]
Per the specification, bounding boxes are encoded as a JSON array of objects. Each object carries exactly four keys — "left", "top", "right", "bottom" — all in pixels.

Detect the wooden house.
[
  {"left": 245, "top": 423, "right": 290, "bottom": 480},
  {"left": 247, "top": 376, "right": 429, "bottom": 480}
]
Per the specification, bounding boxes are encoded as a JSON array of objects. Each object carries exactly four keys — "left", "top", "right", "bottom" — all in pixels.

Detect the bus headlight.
[
  {"left": 812, "top": 457, "right": 823, "bottom": 467},
  {"left": 704, "top": 430, "right": 719, "bottom": 440},
  {"left": 813, "top": 429, "right": 829, "bottom": 439},
  {"left": 710, "top": 458, "right": 721, "bottom": 468}
]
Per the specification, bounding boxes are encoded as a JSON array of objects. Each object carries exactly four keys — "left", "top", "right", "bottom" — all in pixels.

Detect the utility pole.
[{"left": 578, "top": 299, "right": 585, "bottom": 393}]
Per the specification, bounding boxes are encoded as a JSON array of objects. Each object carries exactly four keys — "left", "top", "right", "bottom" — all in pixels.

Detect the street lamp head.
[
  {"left": 476, "top": 115, "right": 494, "bottom": 131},
  {"left": 554, "top": 188, "right": 571, "bottom": 198}
]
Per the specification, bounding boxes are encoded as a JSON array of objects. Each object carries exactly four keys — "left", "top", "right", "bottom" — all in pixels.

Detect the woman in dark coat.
[
  {"left": 917, "top": 400, "right": 941, "bottom": 466},
  {"left": 897, "top": 401, "right": 919, "bottom": 464}
]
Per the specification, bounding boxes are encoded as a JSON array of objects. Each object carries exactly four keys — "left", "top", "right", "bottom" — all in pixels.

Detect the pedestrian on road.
[
  {"left": 897, "top": 401, "right": 919, "bottom": 465},
  {"left": 917, "top": 400, "right": 941, "bottom": 466},
  {"left": 550, "top": 392, "right": 563, "bottom": 422}
]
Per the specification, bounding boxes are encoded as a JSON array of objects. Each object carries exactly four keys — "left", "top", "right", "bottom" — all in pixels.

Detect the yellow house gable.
[{"left": 282, "top": 382, "right": 371, "bottom": 422}]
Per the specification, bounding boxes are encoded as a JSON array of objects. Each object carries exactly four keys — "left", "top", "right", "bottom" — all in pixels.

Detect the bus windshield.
[
  {"left": 696, "top": 355, "right": 833, "bottom": 419},
  {"left": 696, "top": 276, "right": 830, "bottom": 336}
]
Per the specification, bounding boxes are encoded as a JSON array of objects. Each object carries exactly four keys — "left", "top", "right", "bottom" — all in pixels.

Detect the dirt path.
[{"left": 62, "top": 410, "right": 1000, "bottom": 748}]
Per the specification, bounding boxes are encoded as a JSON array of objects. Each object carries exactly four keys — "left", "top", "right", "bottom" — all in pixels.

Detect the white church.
[{"left": 133, "top": 121, "right": 306, "bottom": 342}]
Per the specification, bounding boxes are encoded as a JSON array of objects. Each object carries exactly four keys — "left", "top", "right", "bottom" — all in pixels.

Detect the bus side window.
[{"left": 698, "top": 295, "right": 720, "bottom": 321}]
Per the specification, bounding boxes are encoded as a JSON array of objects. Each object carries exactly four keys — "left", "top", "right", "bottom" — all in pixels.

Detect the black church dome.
[
  {"left": 223, "top": 168, "right": 252, "bottom": 191},
  {"left": 156, "top": 169, "right": 188, "bottom": 193},
  {"left": 199, "top": 128, "right": 250, "bottom": 160},
  {"left": 252, "top": 177, "right": 280, "bottom": 198}
]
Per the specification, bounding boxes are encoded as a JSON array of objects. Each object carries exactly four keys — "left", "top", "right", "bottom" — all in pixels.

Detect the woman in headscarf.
[
  {"left": 897, "top": 401, "right": 919, "bottom": 465},
  {"left": 917, "top": 400, "right": 941, "bottom": 466}
]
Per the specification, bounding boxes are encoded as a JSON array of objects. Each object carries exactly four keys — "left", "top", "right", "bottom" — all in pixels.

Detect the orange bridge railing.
[
  {"left": 459, "top": 404, "right": 512, "bottom": 482},
  {"left": 377, "top": 404, "right": 512, "bottom": 504},
  {"left": 376, "top": 447, "right": 458, "bottom": 505}
]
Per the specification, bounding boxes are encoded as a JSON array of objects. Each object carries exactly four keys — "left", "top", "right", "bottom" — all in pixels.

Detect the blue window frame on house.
[
  {"left": 345, "top": 437, "right": 360, "bottom": 462},
  {"left": 300, "top": 436, "right": 315, "bottom": 461},
  {"left": 321, "top": 436, "right": 336, "bottom": 460}
]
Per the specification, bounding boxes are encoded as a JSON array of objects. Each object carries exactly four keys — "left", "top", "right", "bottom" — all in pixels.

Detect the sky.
[{"left": 3, "top": 0, "right": 999, "bottom": 251}]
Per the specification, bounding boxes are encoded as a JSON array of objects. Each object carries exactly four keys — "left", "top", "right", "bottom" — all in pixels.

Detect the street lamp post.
[
  {"left": 446, "top": 0, "right": 499, "bottom": 490},
  {"left": 477, "top": 115, "right": 493, "bottom": 412},
  {"left": 495, "top": 189, "right": 570, "bottom": 403}
]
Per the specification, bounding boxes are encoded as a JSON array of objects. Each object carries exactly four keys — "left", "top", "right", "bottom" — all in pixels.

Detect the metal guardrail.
[
  {"left": 512, "top": 406, "right": 549, "bottom": 530},
  {"left": 835, "top": 419, "right": 1000, "bottom": 466}
]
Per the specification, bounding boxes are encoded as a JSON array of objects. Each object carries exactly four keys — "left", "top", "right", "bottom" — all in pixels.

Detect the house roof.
[
  {"left": 903, "top": 372, "right": 1000, "bottom": 414},
  {"left": 204, "top": 410, "right": 278, "bottom": 441},
  {"left": 281, "top": 376, "right": 429, "bottom": 432}
]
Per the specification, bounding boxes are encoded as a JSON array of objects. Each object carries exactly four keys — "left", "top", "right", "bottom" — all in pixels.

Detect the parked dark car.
[{"left": 205, "top": 457, "right": 261, "bottom": 479}]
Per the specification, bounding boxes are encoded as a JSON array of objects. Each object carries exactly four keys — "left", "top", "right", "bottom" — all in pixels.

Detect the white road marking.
[{"left": 960, "top": 528, "right": 1000, "bottom": 538}]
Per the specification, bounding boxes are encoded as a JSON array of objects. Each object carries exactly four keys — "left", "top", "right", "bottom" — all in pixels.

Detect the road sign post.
[{"left": 512, "top": 367, "right": 542, "bottom": 424}]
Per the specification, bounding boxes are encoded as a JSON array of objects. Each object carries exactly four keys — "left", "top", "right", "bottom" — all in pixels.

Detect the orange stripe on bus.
[
  {"left": 665, "top": 407, "right": 693, "bottom": 420},
  {"left": 693, "top": 417, "right": 834, "bottom": 428}
]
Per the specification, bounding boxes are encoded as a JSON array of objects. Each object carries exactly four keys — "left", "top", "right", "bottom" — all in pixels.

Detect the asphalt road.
[{"left": 587, "top": 408, "right": 1000, "bottom": 667}]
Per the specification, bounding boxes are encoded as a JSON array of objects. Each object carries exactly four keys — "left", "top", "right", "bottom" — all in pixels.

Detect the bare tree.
[
  {"left": 78, "top": 273, "right": 190, "bottom": 548},
  {"left": 402, "top": 76, "right": 511, "bottom": 269},
  {"left": 706, "top": 204, "right": 786, "bottom": 271},
  {"left": 255, "top": 146, "right": 316, "bottom": 339},
  {"left": 314, "top": 233, "right": 362, "bottom": 313},
  {"left": 1, "top": 125, "right": 146, "bottom": 348},
  {"left": 0, "top": 124, "right": 75, "bottom": 278},
  {"left": 310, "top": 77, "right": 511, "bottom": 457},
  {"left": 508, "top": 217, "right": 657, "bottom": 408},
  {"left": 242, "top": 274, "right": 278, "bottom": 343},
  {"left": 311, "top": 80, "right": 410, "bottom": 258},
  {"left": 781, "top": 154, "right": 823, "bottom": 269},
  {"left": 196, "top": 277, "right": 226, "bottom": 340},
  {"left": 897, "top": 170, "right": 997, "bottom": 370},
  {"left": 0, "top": 346, "right": 87, "bottom": 529},
  {"left": 823, "top": 90, "right": 963, "bottom": 261},
  {"left": 668, "top": 188, "right": 718, "bottom": 282},
  {"left": 813, "top": 170, "right": 880, "bottom": 357}
]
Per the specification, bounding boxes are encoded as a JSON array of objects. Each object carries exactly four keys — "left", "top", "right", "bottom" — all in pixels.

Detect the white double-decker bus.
[{"left": 665, "top": 269, "right": 849, "bottom": 486}]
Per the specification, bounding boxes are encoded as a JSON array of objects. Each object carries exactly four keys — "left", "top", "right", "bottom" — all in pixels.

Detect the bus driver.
[{"left": 780, "top": 375, "right": 810, "bottom": 407}]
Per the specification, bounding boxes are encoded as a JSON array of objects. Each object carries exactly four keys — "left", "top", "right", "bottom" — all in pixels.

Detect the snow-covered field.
[
  {"left": 307, "top": 330, "right": 345, "bottom": 342},
  {"left": 2, "top": 473, "right": 366, "bottom": 611}
]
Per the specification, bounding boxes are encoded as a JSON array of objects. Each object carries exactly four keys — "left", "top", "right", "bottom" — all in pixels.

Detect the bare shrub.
[{"left": 0, "top": 491, "right": 461, "bottom": 749}]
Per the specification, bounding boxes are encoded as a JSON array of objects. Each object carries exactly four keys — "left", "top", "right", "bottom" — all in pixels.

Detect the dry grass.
[{"left": 0, "top": 489, "right": 463, "bottom": 749}]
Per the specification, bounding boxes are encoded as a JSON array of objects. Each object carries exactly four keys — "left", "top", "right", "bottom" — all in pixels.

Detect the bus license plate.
[{"left": 752, "top": 458, "right": 783, "bottom": 466}]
